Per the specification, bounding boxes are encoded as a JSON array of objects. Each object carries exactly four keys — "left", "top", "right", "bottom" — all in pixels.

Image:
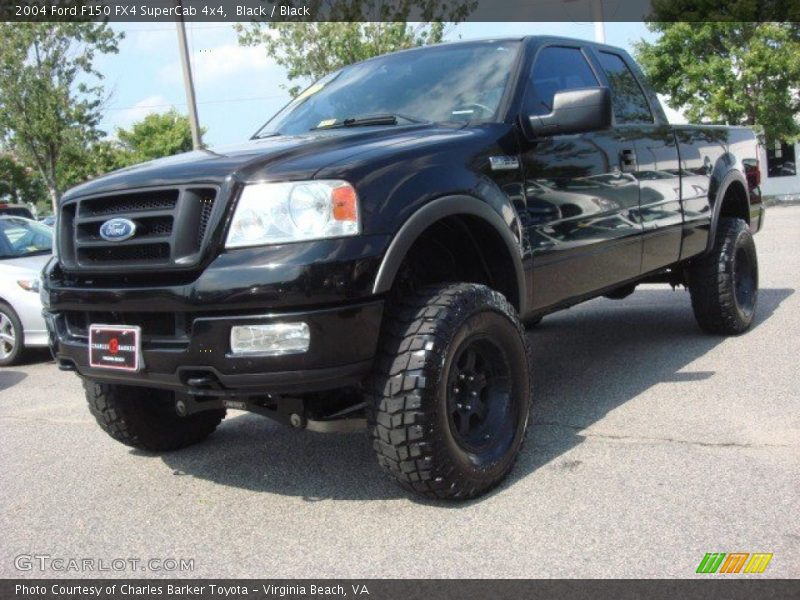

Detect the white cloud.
[
  {"left": 130, "top": 29, "right": 175, "bottom": 53},
  {"left": 121, "top": 23, "right": 234, "bottom": 55},
  {"left": 159, "top": 43, "right": 273, "bottom": 86},
  {"left": 110, "top": 95, "right": 175, "bottom": 132}
]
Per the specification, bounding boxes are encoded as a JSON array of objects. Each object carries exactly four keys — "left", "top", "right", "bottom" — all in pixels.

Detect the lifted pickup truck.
[{"left": 43, "top": 37, "right": 764, "bottom": 499}]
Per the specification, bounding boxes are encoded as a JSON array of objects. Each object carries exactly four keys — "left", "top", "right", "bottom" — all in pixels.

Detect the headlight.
[{"left": 225, "top": 180, "right": 360, "bottom": 248}]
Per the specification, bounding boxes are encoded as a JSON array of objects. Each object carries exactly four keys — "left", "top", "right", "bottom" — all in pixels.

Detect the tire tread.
[
  {"left": 367, "top": 283, "right": 532, "bottom": 500},
  {"left": 84, "top": 380, "right": 225, "bottom": 452},
  {"left": 689, "top": 217, "right": 757, "bottom": 335}
]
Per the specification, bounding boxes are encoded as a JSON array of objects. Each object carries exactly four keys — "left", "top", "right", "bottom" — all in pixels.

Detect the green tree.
[
  {"left": 235, "top": 1, "right": 476, "bottom": 96},
  {"left": 0, "top": 23, "right": 122, "bottom": 212},
  {"left": 0, "top": 151, "right": 46, "bottom": 208},
  {"left": 58, "top": 138, "right": 128, "bottom": 190},
  {"left": 115, "top": 110, "right": 199, "bottom": 165},
  {"left": 634, "top": 21, "right": 800, "bottom": 143},
  {"left": 645, "top": 0, "right": 799, "bottom": 23},
  {"left": 45, "top": 111, "right": 201, "bottom": 194}
]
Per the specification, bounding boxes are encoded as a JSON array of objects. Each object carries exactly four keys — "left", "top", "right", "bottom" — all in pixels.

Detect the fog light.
[{"left": 230, "top": 323, "right": 310, "bottom": 356}]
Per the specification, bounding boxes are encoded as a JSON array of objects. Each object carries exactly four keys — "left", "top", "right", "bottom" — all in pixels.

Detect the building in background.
[{"left": 760, "top": 139, "right": 800, "bottom": 202}]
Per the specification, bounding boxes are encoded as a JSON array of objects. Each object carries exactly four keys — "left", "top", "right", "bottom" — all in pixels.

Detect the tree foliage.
[
  {"left": 635, "top": 20, "right": 800, "bottom": 143},
  {"left": 235, "top": 0, "right": 476, "bottom": 96},
  {"left": 58, "top": 138, "right": 128, "bottom": 191},
  {"left": 646, "top": 0, "right": 799, "bottom": 23},
  {"left": 115, "top": 110, "right": 199, "bottom": 165},
  {"left": 0, "top": 109, "right": 200, "bottom": 215},
  {"left": 0, "top": 151, "right": 46, "bottom": 208},
  {"left": 0, "top": 22, "right": 122, "bottom": 211},
  {"left": 57, "top": 110, "right": 202, "bottom": 193}
]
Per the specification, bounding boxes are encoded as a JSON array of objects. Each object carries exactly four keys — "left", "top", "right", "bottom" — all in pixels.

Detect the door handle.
[{"left": 619, "top": 148, "right": 637, "bottom": 173}]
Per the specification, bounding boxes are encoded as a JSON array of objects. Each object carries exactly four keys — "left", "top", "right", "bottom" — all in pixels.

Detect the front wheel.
[
  {"left": 688, "top": 217, "right": 758, "bottom": 335},
  {"left": 368, "top": 283, "right": 532, "bottom": 500},
  {"left": 84, "top": 380, "right": 225, "bottom": 451},
  {"left": 0, "top": 302, "right": 24, "bottom": 367}
]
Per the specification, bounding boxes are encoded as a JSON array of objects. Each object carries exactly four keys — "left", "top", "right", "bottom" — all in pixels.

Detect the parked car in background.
[
  {"left": 0, "top": 216, "right": 52, "bottom": 365},
  {"left": 0, "top": 203, "right": 35, "bottom": 220},
  {"left": 39, "top": 215, "right": 56, "bottom": 227}
]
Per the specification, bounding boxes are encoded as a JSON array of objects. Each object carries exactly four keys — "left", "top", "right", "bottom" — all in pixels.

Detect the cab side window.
[
  {"left": 525, "top": 46, "right": 599, "bottom": 116},
  {"left": 596, "top": 51, "right": 653, "bottom": 124}
]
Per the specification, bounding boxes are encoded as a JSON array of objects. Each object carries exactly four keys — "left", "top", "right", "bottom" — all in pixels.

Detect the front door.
[{"left": 517, "top": 44, "right": 643, "bottom": 310}]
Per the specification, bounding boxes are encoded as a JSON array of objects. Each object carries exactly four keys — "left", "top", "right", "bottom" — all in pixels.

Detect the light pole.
[
  {"left": 562, "top": 0, "right": 606, "bottom": 43},
  {"left": 592, "top": 0, "right": 605, "bottom": 43},
  {"left": 175, "top": 0, "right": 202, "bottom": 149}
]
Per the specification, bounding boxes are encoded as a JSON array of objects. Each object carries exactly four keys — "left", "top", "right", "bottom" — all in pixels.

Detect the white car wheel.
[{"left": 0, "top": 303, "right": 23, "bottom": 366}]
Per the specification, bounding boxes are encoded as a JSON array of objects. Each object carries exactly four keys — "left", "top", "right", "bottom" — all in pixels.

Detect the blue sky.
[{"left": 95, "top": 21, "right": 678, "bottom": 148}]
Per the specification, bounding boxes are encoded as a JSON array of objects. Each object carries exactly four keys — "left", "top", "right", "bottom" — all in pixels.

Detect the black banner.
[
  {"left": 2, "top": 0, "right": 799, "bottom": 23},
  {"left": 3, "top": 580, "right": 800, "bottom": 600}
]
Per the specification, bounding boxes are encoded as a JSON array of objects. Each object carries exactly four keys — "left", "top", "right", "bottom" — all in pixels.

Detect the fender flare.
[
  {"left": 706, "top": 168, "right": 749, "bottom": 254},
  {"left": 372, "top": 194, "right": 527, "bottom": 315}
]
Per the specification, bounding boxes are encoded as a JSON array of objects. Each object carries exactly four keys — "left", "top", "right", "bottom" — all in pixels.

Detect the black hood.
[{"left": 62, "top": 123, "right": 456, "bottom": 201}]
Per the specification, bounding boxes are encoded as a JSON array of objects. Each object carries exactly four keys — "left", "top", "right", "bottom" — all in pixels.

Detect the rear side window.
[
  {"left": 596, "top": 51, "right": 652, "bottom": 124},
  {"left": 525, "top": 46, "right": 599, "bottom": 116}
]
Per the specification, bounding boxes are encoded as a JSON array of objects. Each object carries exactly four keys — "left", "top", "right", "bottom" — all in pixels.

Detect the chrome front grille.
[{"left": 58, "top": 186, "right": 219, "bottom": 272}]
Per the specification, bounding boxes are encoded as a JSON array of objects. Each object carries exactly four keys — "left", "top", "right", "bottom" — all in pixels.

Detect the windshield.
[
  {"left": 256, "top": 41, "right": 521, "bottom": 136},
  {"left": 0, "top": 217, "right": 53, "bottom": 259},
  {"left": 0, "top": 206, "right": 34, "bottom": 219}
]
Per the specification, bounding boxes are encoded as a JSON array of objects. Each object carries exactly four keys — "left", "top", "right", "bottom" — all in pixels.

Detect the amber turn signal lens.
[{"left": 332, "top": 185, "right": 358, "bottom": 222}]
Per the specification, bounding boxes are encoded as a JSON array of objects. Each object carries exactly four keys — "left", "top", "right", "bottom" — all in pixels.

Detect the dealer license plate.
[{"left": 88, "top": 324, "right": 142, "bottom": 372}]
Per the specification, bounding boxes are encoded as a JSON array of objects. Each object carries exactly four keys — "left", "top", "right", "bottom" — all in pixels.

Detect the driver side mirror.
[{"left": 527, "top": 87, "right": 612, "bottom": 138}]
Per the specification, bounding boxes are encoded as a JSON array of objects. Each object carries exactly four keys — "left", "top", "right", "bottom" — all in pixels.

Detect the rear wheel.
[
  {"left": 368, "top": 283, "right": 532, "bottom": 500},
  {"left": 84, "top": 380, "right": 225, "bottom": 451},
  {"left": 0, "top": 302, "right": 24, "bottom": 367},
  {"left": 688, "top": 217, "right": 758, "bottom": 335}
]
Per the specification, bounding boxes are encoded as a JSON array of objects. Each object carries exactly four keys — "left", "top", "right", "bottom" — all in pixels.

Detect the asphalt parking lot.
[{"left": 1, "top": 206, "right": 798, "bottom": 579}]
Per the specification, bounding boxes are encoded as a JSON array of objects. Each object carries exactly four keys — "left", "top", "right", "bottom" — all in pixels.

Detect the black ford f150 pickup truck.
[{"left": 42, "top": 37, "right": 764, "bottom": 499}]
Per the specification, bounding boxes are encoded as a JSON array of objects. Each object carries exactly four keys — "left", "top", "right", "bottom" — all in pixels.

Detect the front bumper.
[
  {"left": 45, "top": 300, "right": 382, "bottom": 395},
  {"left": 43, "top": 236, "right": 390, "bottom": 395}
]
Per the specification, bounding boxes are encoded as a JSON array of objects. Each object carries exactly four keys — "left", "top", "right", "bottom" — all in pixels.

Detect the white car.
[{"left": 0, "top": 216, "right": 52, "bottom": 366}]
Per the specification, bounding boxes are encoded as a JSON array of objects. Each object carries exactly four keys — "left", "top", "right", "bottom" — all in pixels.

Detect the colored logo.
[
  {"left": 99, "top": 218, "right": 137, "bottom": 242},
  {"left": 697, "top": 553, "right": 773, "bottom": 574}
]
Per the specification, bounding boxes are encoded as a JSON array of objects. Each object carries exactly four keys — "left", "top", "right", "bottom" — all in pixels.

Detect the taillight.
[{"left": 744, "top": 160, "right": 760, "bottom": 190}]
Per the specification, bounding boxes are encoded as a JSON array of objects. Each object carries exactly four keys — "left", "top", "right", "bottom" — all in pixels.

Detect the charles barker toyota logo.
[{"left": 15, "top": 554, "right": 194, "bottom": 573}]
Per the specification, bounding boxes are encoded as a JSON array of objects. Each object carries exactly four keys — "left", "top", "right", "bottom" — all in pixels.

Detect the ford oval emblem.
[{"left": 99, "top": 218, "right": 137, "bottom": 242}]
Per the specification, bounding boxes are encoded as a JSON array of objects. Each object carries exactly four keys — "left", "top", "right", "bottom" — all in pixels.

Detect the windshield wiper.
[
  {"left": 311, "top": 113, "right": 427, "bottom": 131},
  {"left": 251, "top": 132, "right": 282, "bottom": 140}
]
